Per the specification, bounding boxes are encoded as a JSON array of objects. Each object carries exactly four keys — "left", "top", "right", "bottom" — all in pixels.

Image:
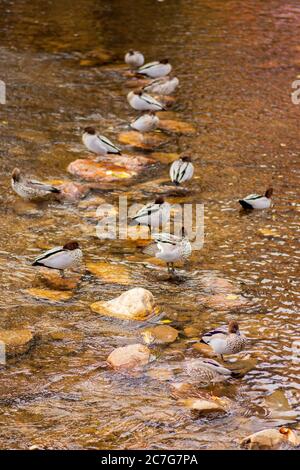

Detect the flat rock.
[
  {"left": 198, "top": 293, "right": 250, "bottom": 310},
  {"left": 0, "top": 329, "right": 34, "bottom": 357},
  {"left": 118, "top": 131, "right": 168, "bottom": 149},
  {"left": 240, "top": 427, "right": 300, "bottom": 450},
  {"left": 158, "top": 120, "right": 196, "bottom": 134},
  {"left": 58, "top": 181, "right": 90, "bottom": 201},
  {"left": 68, "top": 159, "right": 136, "bottom": 182},
  {"left": 87, "top": 261, "right": 132, "bottom": 285},
  {"left": 79, "top": 48, "right": 115, "bottom": 66},
  {"left": 179, "top": 397, "right": 230, "bottom": 415},
  {"left": 107, "top": 343, "right": 151, "bottom": 369},
  {"left": 150, "top": 152, "right": 181, "bottom": 163},
  {"left": 141, "top": 325, "right": 179, "bottom": 345},
  {"left": 37, "top": 270, "right": 80, "bottom": 290},
  {"left": 184, "top": 326, "right": 200, "bottom": 338},
  {"left": 25, "top": 288, "right": 73, "bottom": 302},
  {"left": 90, "top": 287, "right": 159, "bottom": 321}
]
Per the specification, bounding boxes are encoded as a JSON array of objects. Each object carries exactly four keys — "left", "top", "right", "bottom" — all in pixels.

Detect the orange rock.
[
  {"left": 158, "top": 120, "right": 197, "bottom": 134},
  {"left": 58, "top": 181, "right": 90, "bottom": 201},
  {"left": 118, "top": 131, "right": 168, "bottom": 149},
  {"left": 25, "top": 288, "right": 73, "bottom": 302},
  {"left": 67, "top": 159, "right": 136, "bottom": 182},
  {"left": 107, "top": 343, "right": 151, "bottom": 369}
]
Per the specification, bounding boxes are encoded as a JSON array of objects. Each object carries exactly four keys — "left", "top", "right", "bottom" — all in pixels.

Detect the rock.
[
  {"left": 192, "top": 342, "right": 217, "bottom": 358},
  {"left": 107, "top": 343, "right": 151, "bottom": 369},
  {"left": 158, "top": 120, "right": 196, "bottom": 134},
  {"left": 183, "top": 326, "right": 200, "bottom": 338},
  {"left": 258, "top": 228, "right": 281, "bottom": 239},
  {"left": 150, "top": 152, "right": 181, "bottom": 164},
  {"left": 90, "top": 287, "right": 159, "bottom": 321},
  {"left": 25, "top": 287, "right": 73, "bottom": 302},
  {"left": 37, "top": 270, "right": 80, "bottom": 290},
  {"left": 179, "top": 397, "right": 229, "bottom": 415},
  {"left": 198, "top": 293, "right": 250, "bottom": 310},
  {"left": 57, "top": 181, "right": 90, "bottom": 201},
  {"left": 78, "top": 196, "right": 106, "bottom": 209},
  {"left": 262, "top": 390, "right": 297, "bottom": 420},
  {"left": 104, "top": 153, "right": 155, "bottom": 170},
  {"left": 87, "top": 261, "right": 132, "bottom": 285},
  {"left": 240, "top": 427, "right": 300, "bottom": 450},
  {"left": 117, "top": 131, "right": 168, "bottom": 150},
  {"left": 79, "top": 48, "right": 114, "bottom": 66},
  {"left": 0, "top": 329, "right": 34, "bottom": 357},
  {"left": 67, "top": 159, "right": 136, "bottom": 182},
  {"left": 141, "top": 325, "right": 179, "bottom": 345}
]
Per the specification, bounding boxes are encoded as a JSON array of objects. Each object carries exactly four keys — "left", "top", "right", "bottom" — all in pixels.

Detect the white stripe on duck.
[
  {"left": 143, "top": 76, "right": 179, "bottom": 95},
  {"left": 127, "top": 90, "right": 165, "bottom": 111},
  {"left": 137, "top": 59, "right": 172, "bottom": 78},
  {"left": 130, "top": 112, "right": 160, "bottom": 132},
  {"left": 124, "top": 50, "right": 144, "bottom": 68},
  {"left": 11, "top": 168, "right": 60, "bottom": 200},
  {"left": 130, "top": 196, "right": 170, "bottom": 229},
  {"left": 82, "top": 127, "right": 121, "bottom": 156},
  {"left": 170, "top": 156, "right": 194, "bottom": 186},
  {"left": 32, "top": 241, "right": 82, "bottom": 277},
  {"left": 239, "top": 188, "right": 273, "bottom": 210}
]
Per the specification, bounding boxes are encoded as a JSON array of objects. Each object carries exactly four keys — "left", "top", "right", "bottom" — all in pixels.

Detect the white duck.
[
  {"left": 32, "top": 241, "right": 83, "bottom": 277},
  {"left": 127, "top": 90, "right": 165, "bottom": 111},
  {"left": 201, "top": 321, "right": 247, "bottom": 361},
  {"left": 125, "top": 50, "right": 144, "bottom": 68},
  {"left": 143, "top": 227, "right": 192, "bottom": 274},
  {"left": 143, "top": 76, "right": 179, "bottom": 95},
  {"left": 130, "top": 196, "right": 170, "bottom": 229},
  {"left": 137, "top": 59, "right": 172, "bottom": 78},
  {"left": 170, "top": 156, "right": 194, "bottom": 186},
  {"left": 130, "top": 112, "right": 160, "bottom": 132},
  {"left": 82, "top": 127, "right": 121, "bottom": 156},
  {"left": 239, "top": 188, "right": 273, "bottom": 210}
]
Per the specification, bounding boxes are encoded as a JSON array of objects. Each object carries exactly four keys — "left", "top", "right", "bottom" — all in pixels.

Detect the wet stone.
[
  {"left": 117, "top": 131, "right": 169, "bottom": 150},
  {"left": 0, "top": 329, "right": 34, "bottom": 357},
  {"left": 141, "top": 325, "right": 179, "bottom": 345},
  {"left": 86, "top": 261, "right": 132, "bottom": 285},
  {"left": 107, "top": 343, "right": 151, "bottom": 370},
  {"left": 158, "top": 120, "right": 197, "bottom": 134},
  {"left": 25, "top": 288, "right": 73, "bottom": 302},
  {"left": 67, "top": 159, "right": 137, "bottom": 182},
  {"left": 90, "top": 287, "right": 159, "bottom": 321}
]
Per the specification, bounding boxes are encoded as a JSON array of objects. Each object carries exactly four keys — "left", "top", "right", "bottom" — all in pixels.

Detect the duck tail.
[
  {"left": 32, "top": 260, "right": 42, "bottom": 266},
  {"left": 239, "top": 200, "right": 253, "bottom": 210},
  {"left": 50, "top": 187, "right": 61, "bottom": 194}
]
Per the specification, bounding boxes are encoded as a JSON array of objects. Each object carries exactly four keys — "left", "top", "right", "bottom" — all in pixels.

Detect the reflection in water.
[{"left": 0, "top": 0, "right": 299, "bottom": 450}]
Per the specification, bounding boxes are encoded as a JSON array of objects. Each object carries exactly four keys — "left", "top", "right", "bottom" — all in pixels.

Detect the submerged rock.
[
  {"left": 197, "top": 293, "right": 250, "bottom": 311},
  {"left": 158, "top": 120, "right": 197, "bottom": 134},
  {"left": 107, "top": 343, "right": 151, "bottom": 369},
  {"left": 179, "top": 397, "right": 230, "bottom": 415},
  {"left": 37, "top": 270, "right": 80, "bottom": 290},
  {"left": 67, "top": 159, "right": 136, "bottom": 182},
  {"left": 58, "top": 181, "right": 90, "bottom": 201},
  {"left": 240, "top": 427, "right": 300, "bottom": 450},
  {"left": 141, "top": 325, "right": 179, "bottom": 345},
  {"left": 118, "top": 131, "right": 168, "bottom": 150},
  {"left": 0, "top": 329, "right": 34, "bottom": 357},
  {"left": 25, "top": 287, "right": 73, "bottom": 302},
  {"left": 87, "top": 261, "right": 132, "bottom": 285},
  {"left": 90, "top": 287, "right": 159, "bottom": 320}
]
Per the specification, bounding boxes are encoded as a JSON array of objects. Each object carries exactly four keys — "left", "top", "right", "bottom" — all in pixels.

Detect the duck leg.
[{"left": 59, "top": 269, "right": 65, "bottom": 278}]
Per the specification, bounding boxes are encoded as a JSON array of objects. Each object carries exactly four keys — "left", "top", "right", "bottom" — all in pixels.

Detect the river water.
[{"left": 0, "top": 0, "right": 299, "bottom": 450}]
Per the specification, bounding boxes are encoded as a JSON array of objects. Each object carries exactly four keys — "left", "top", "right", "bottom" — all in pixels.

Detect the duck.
[
  {"left": 127, "top": 90, "right": 165, "bottom": 111},
  {"left": 11, "top": 168, "right": 60, "bottom": 200},
  {"left": 82, "top": 127, "right": 121, "bottom": 156},
  {"left": 143, "top": 227, "right": 192, "bottom": 274},
  {"left": 170, "top": 156, "right": 194, "bottom": 186},
  {"left": 130, "top": 112, "right": 160, "bottom": 132},
  {"left": 239, "top": 188, "right": 273, "bottom": 210},
  {"left": 125, "top": 50, "right": 144, "bottom": 68},
  {"left": 137, "top": 59, "right": 172, "bottom": 78},
  {"left": 142, "top": 76, "right": 179, "bottom": 95},
  {"left": 184, "top": 358, "right": 233, "bottom": 384},
  {"left": 32, "top": 241, "right": 82, "bottom": 277},
  {"left": 130, "top": 196, "right": 170, "bottom": 229},
  {"left": 201, "top": 320, "right": 247, "bottom": 361}
]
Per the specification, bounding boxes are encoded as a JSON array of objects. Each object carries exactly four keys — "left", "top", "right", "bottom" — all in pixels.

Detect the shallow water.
[{"left": 0, "top": 0, "right": 299, "bottom": 450}]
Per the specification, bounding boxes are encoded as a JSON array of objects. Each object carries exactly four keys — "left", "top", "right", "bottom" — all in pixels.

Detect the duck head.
[
  {"left": 128, "top": 50, "right": 134, "bottom": 55},
  {"left": 63, "top": 241, "right": 80, "bottom": 250},
  {"left": 265, "top": 187, "right": 273, "bottom": 198},
  {"left": 83, "top": 127, "right": 96, "bottom": 135},
  {"left": 155, "top": 196, "right": 165, "bottom": 205},
  {"left": 181, "top": 156, "right": 192, "bottom": 163},
  {"left": 12, "top": 168, "right": 21, "bottom": 182},
  {"left": 228, "top": 320, "right": 239, "bottom": 334},
  {"left": 133, "top": 90, "right": 143, "bottom": 96},
  {"left": 160, "top": 59, "right": 169, "bottom": 64}
]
